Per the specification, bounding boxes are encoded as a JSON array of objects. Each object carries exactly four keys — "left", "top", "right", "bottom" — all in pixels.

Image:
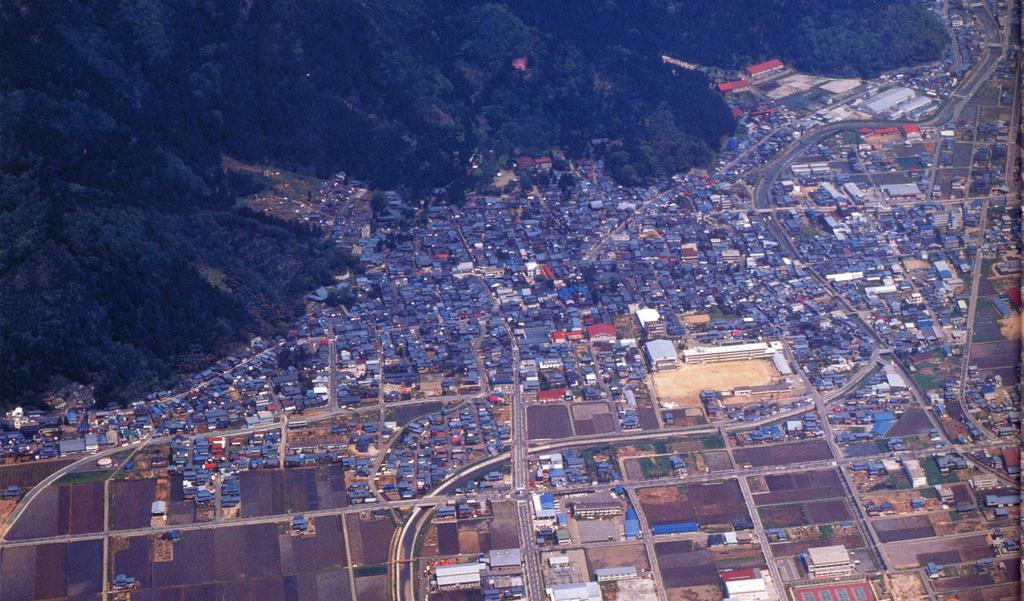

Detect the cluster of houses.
[
  {"left": 533, "top": 450, "right": 618, "bottom": 490},
  {"left": 738, "top": 410, "right": 823, "bottom": 446},
  {"left": 379, "top": 397, "right": 510, "bottom": 501},
  {"left": 167, "top": 430, "right": 281, "bottom": 507}
]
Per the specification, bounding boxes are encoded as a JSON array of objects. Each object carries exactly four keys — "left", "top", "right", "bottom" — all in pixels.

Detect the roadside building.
[
  {"left": 971, "top": 475, "right": 999, "bottom": 490},
  {"left": 720, "top": 568, "right": 770, "bottom": 601},
  {"left": 861, "top": 87, "right": 915, "bottom": 114},
  {"left": 745, "top": 59, "right": 784, "bottom": 79},
  {"left": 636, "top": 308, "right": 666, "bottom": 338},
  {"left": 488, "top": 548, "right": 523, "bottom": 569},
  {"left": 594, "top": 567, "right": 637, "bottom": 582},
  {"left": 719, "top": 80, "right": 752, "bottom": 93},
  {"left": 435, "top": 562, "right": 485, "bottom": 590},
  {"left": 903, "top": 459, "right": 927, "bottom": 488},
  {"left": 802, "top": 545, "right": 856, "bottom": 579},
  {"left": 548, "top": 581, "right": 603, "bottom": 601},
  {"left": 644, "top": 340, "right": 679, "bottom": 371},
  {"left": 572, "top": 492, "right": 622, "bottom": 519}
]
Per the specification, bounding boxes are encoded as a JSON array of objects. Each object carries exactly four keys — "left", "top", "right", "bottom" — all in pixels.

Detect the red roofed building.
[
  {"left": 516, "top": 155, "right": 552, "bottom": 171},
  {"left": 1002, "top": 448, "right": 1019, "bottom": 472},
  {"left": 902, "top": 124, "right": 920, "bottom": 134},
  {"left": 1006, "top": 287, "right": 1021, "bottom": 310},
  {"left": 536, "top": 388, "right": 567, "bottom": 402},
  {"left": 550, "top": 330, "right": 583, "bottom": 343},
  {"left": 745, "top": 58, "right": 784, "bottom": 78},
  {"left": 720, "top": 568, "right": 757, "bottom": 582},
  {"left": 586, "top": 324, "right": 616, "bottom": 342},
  {"left": 719, "top": 568, "right": 769, "bottom": 601},
  {"left": 718, "top": 79, "right": 751, "bottom": 93}
]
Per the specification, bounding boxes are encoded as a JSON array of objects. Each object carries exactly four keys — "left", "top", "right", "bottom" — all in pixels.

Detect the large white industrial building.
[
  {"left": 435, "top": 562, "right": 485, "bottom": 590},
  {"left": 861, "top": 87, "right": 915, "bottom": 114}
]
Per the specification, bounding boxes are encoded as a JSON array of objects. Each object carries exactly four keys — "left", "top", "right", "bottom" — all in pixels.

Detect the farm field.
[
  {"left": 0, "top": 539, "right": 103, "bottom": 601},
  {"left": 733, "top": 439, "right": 832, "bottom": 467},
  {"left": 527, "top": 405, "right": 573, "bottom": 440},
  {"left": 572, "top": 403, "right": 616, "bottom": 436},
  {"left": 345, "top": 512, "right": 396, "bottom": 566},
  {"left": 238, "top": 466, "right": 347, "bottom": 518},
  {"left": 748, "top": 469, "right": 845, "bottom": 505},
  {"left": 6, "top": 481, "right": 105, "bottom": 540},
  {"left": 637, "top": 479, "right": 749, "bottom": 528},
  {"left": 887, "top": 407, "right": 934, "bottom": 437},
  {"left": 586, "top": 543, "right": 650, "bottom": 572},
  {"left": 884, "top": 533, "right": 992, "bottom": 568},
  {"left": 110, "top": 478, "right": 157, "bottom": 530},
  {"left": 108, "top": 518, "right": 351, "bottom": 601},
  {"left": 653, "top": 541, "right": 718, "bottom": 588},
  {"left": 0, "top": 458, "right": 76, "bottom": 491},
  {"left": 759, "top": 498, "right": 851, "bottom": 528}
]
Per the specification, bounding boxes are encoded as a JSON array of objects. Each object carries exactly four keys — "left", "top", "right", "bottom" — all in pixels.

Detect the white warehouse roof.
[
  {"left": 549, "top": 581, "right": 603, "bottom": 601},
  {"left": 644, "top": 339, "right": 678, "bottom": 362},
  {"left": 636, "top": 307, "right": 661, "bottom": 324},
  {"left": 862, "top": 86, "right": 915, "bottom": 113}
]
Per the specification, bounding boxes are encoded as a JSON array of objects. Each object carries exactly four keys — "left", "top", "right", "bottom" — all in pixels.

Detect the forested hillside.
[{"left": 0, "top": 0, "right": 945, "bottom": 407}]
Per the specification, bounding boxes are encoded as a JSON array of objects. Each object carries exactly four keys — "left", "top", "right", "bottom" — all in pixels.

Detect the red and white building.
[
  {"left": 720, "top": 568, "right": 772, "bottom": 601},
  {"left": 745, "top": 58, "right": 785, "bottom": 79},
  {"left": 718, "top": 79, "right": 752, "bottom": 93}
]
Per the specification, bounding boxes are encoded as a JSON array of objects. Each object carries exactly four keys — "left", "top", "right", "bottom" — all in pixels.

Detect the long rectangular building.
[
  {"left": 435, "top": 562, "right": 485, "bottom": 590},
  {"left": 682, "top": 341, "right": 783, "bottom": 364}
]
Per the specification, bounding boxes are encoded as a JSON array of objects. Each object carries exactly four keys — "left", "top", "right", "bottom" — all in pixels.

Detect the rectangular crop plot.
[
  {"left": 873, "top": 515, "right": 936, "bottom": 542},
  {"left": 0, "top": 539, "right": 102, "bottom": 601},
  {"left": 112, "top": 520, "right": 350, "bottom": 601},
  {"left": 752, "top": 470, "right": 843, "bottom": 505},
  {"left": 734, "top": 440, "right": 832, "bottom": 468},
  {"left": 759, "top": 503, "right": 809, "bottom": 528},
  {"left": 110, "top": 478, "right": 157, "bottom": 530},
  {"left": 527, "top": 405, "right": 573, "bottom": 440},
  {"left": 0, "top": 459, "right": 75, "bottom": 491},
  {"left": 436, "top": 521, "right": 460, "bottom": 555},
  {"left": 805, "top": 499, "right": 851, "bottom": 523},
  {"left": 239, "top": 470, "right": 285, "bottom": 517},
  {"left": 346, "top": 513, "right": 396, "bottom": 566},
  {"left": 6, "top": 482, "right": 104, "bottom": 540},
  {"left": 639, "top": 479, "right": 749, "bottom": 528},
  {"left": 654, "top": 540, "right": 718, "bottom": 588}
]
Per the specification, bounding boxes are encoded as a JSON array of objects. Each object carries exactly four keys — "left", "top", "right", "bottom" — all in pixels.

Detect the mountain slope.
[{"left": 0, "top": 0, "right": 945, "bottom": 407}]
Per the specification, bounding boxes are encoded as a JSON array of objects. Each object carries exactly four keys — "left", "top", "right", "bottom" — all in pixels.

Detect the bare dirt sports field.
[{"left": 652, "top": 359, "right": 780, "bottom": 407}]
